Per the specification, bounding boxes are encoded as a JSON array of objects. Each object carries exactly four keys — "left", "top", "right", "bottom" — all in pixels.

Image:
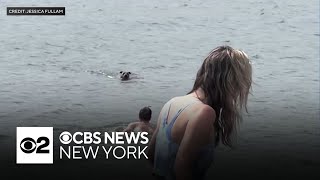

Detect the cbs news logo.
[{"left": 16, "top": 127, "right": 53, "bottom": 164}]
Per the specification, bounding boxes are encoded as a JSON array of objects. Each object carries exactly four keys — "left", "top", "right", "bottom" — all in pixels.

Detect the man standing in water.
[{"left": 123, "top": 106, "right": 154, "bottom": 135}]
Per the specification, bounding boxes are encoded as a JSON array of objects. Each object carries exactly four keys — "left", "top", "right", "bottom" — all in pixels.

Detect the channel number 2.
[{"left": 20, "top": 137, "right": 50, "bottom": 154}]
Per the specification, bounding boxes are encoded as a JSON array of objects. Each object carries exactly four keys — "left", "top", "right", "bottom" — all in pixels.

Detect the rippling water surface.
[{"left": 0, "top": 0, "right": 319, "bottom": 177}]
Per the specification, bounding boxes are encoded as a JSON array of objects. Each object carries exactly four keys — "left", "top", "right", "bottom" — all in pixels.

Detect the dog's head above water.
[{"left": 120, "top": 71, "right": 131, "bottom": 80}]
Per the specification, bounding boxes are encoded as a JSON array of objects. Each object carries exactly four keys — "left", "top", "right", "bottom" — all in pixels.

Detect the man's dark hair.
[{"left": 139, "top": 106, "right": 152, "bottom": 121}]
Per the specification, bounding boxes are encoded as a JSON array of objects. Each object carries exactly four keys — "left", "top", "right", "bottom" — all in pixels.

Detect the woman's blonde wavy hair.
[{"left": 188, "top": 46, "right": 252, "bottom": 147}]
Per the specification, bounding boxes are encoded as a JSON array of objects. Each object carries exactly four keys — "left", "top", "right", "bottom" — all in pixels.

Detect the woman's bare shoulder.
[{"left": 191, "top": 104, "right": 216, "bottom": 124}]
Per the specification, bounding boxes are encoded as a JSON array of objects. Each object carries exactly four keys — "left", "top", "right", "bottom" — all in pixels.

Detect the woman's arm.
[
  {"left": 147, "top": 107, "right": 164, "bottom": 165},
  {"left": 174, "top": 105, "right": 216, "bottom": 180},
  {"left": 147, "top": 123, "right": 158, "bottom": 165}
]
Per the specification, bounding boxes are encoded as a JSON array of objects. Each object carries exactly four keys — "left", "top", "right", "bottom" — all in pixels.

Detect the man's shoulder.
[
  {"left": 127, "top": 121, "right": 140, "bottom": 127},
  {"left": 130, "top": 121, "right": 140, "bottom": 125}
]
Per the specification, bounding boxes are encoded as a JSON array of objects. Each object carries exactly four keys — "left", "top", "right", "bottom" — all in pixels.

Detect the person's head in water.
[
  {"left": 139, "top": 106, "right": 152, "bottom": 122},
  {"left": 189, "top": 45, "right": 252, "bottom": 147}
]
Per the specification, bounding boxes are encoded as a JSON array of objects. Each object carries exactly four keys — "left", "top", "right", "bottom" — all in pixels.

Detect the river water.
[{"left": 0, "top": 0, "right": 319, "bottom": 178}]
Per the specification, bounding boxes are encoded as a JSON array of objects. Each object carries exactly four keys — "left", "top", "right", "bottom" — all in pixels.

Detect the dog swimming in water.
[{"left": 120, "top": 71, "right": 131, "bottom": 81}]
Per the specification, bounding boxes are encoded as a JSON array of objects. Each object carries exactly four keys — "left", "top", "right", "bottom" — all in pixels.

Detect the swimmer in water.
[{"left": 123, "top": 106, "right": 154, "bottom": 135}]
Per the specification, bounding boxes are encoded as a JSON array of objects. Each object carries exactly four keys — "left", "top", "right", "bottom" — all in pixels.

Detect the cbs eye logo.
[
  {"left": 16, "top": 127, "right": 53, "bottom": 164},
  {"left": 59, "top": 131, "right": 72, "bottom": 144},
  {"left": 20, "top": 137, "right": 50, "bottom": 154}
]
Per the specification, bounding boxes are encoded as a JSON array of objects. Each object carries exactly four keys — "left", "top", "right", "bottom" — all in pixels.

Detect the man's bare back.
[
  {"left": 124, "top": 122, "right": 154, "bottom": 135},
  {"left": 123, "top": 106, "right": 154, "bottom": 135}
]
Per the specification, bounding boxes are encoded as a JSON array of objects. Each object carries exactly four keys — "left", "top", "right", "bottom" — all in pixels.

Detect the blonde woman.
[{"left": 148, "top": 46, "right": 252, "bottom": 180}]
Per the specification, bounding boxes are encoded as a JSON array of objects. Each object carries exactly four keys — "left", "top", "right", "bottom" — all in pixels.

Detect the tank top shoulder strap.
[
  {"left": 165, "top": 101, "right": 199, "bottom": 141},
  {"left": 161, "top": 101, "right": 173, "bottom": 127}
]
